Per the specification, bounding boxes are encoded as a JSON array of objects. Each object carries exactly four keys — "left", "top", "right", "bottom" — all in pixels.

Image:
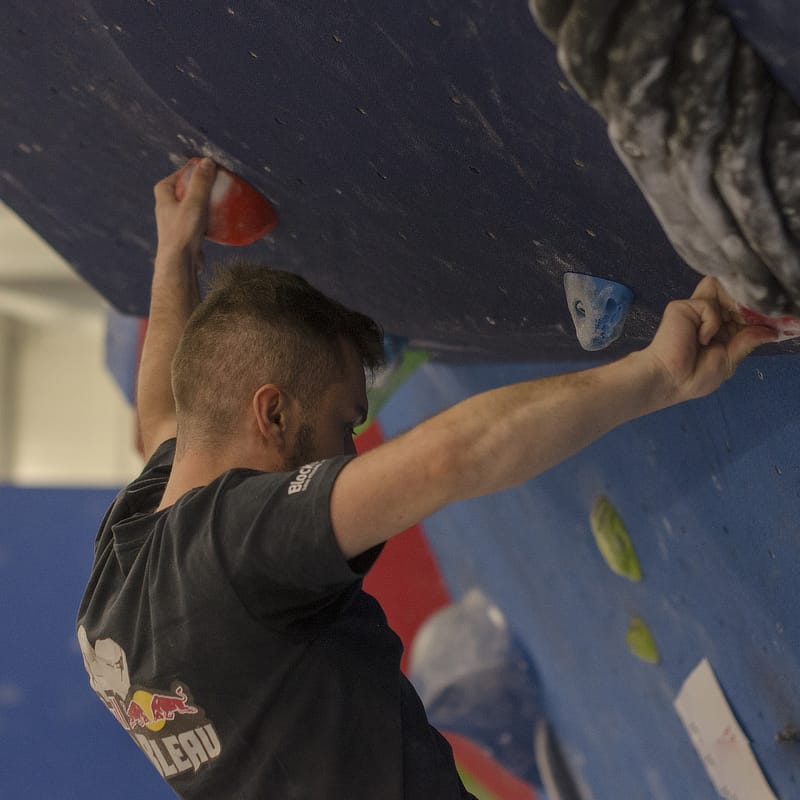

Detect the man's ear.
[{"left": 252, "top": 384, "right": 289, "bottom": 447}]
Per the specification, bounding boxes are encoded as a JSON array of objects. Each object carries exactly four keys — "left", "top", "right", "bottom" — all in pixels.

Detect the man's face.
[{"left": 283, "top": 340, "right": 369, "bottom": 470}]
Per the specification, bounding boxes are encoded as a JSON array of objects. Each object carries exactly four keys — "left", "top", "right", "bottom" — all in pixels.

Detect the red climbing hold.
[
  {"left": 738, "top": 306, "right": 800, "bottom": 341},
  {"left": 175, "top": 157, "right": 278, "bottom": 246}
]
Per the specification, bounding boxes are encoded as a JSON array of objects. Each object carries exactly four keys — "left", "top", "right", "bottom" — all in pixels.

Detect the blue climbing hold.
[{"left": 563, "top": 273, "right": 633, "bottom": 351}]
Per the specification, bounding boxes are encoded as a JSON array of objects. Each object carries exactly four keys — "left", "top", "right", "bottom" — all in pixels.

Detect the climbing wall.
[
  {"left": 3, "top": 0, "right": 800, "bottom": 360},
  {"left": 0, "top": 486, "right": 167, "bottom": 798},
  {"left": 375, "top": 354, "right": 800, "bottom": 799}
]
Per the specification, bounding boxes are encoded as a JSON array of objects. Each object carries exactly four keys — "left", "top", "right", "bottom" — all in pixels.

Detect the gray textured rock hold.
[{"left": 530, "top": 0, "right": 800, "bottom": 316}]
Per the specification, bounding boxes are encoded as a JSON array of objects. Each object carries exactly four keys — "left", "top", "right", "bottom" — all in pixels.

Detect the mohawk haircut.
[{"left": 171, "top": 260, "right": 384, "bottom": 447}]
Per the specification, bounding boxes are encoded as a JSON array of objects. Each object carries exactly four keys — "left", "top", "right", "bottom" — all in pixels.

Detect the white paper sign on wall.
[{"left": 674, "top": 658, "right": 778, "bottom": 800}]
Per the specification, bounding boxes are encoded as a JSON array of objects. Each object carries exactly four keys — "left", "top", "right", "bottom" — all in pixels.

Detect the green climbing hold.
[
  {"left": 626, "top": 617, "right": 660, "bottom": 664},
  {"left": 359, "top": 343, "right": 429, "bottom": 432},
  {"left": 589, "top": 496, "right": 642, "bottom": 581}
]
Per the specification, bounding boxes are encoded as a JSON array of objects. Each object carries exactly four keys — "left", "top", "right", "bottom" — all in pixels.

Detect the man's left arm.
[
  {"left": 329, "top": 277, "right": 776, "bottom": 559},
  {"left": 136, "top": 159, "right": 216, "bottom": 460}
]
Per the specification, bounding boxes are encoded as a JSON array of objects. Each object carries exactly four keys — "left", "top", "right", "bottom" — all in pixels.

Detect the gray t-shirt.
[{"left": 76, "top": 439, "right": 474, "bottom": 799}]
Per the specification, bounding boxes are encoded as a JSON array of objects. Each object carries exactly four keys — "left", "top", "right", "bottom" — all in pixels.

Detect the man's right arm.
[
  {"left": 137, "top": 160, "right": 216, "bottom": 461},
  {"left": 329, "top": 277, "right": 775, "bottom": 559}
]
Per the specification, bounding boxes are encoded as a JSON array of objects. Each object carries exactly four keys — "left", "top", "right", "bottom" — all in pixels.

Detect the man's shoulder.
[
  {"left": 111, "top": 438, "right": 177, "bottom": 520},
  {"left": 141, "top": 437, "right": 177, "bottom": 474}
]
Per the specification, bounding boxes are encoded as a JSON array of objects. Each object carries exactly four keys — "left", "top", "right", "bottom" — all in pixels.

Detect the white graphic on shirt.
[
  {"left": 77, "top": 625, "right": 222, "bottom": 778},
  {"left": 78, "top": 625, "right": 131, "bottom": 699},
  {"left": 288, "top": 460, "right": 323, "bottom": 494}
]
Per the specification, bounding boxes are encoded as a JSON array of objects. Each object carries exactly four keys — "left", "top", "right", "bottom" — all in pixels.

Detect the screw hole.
[{"left": 369, "top": 162, "right": 388, "bottom": 181}]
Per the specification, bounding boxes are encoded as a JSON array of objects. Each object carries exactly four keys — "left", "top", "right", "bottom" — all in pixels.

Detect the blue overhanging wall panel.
[
  {"left": 3, "top": 0, "right": 800, "bottom": 360},
  {"left": 0, "top": 487, "right": 170, "bottom": 799},
  {"left": 378, "top": 354, "right": 800, "bottom": 800}
]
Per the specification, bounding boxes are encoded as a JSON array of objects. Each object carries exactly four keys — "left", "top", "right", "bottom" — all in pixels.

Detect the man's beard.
[{"left": 283, "top": 421, "right": 316, "bottom": 471}]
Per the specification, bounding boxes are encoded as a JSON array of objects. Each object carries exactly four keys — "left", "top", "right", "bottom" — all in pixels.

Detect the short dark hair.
[{"left": 171, "top": 260, "right": 384, "bottom": 445}]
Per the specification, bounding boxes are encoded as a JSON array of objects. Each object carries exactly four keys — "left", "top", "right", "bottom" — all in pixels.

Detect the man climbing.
[{"left": 76, "top": 158, "right": 775, "bottom": 799}]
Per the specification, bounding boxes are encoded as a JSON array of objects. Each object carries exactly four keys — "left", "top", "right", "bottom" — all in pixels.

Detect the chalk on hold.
[
  {"left": 175, "top": 157, "right": 278, "bottom": 246},
  {"left": 563, "top": 272, "right": 633, "bottom": 351},
  {"left": 626, "top": 617, "right": 660, "bottom": 664},
  {"left": 589, "top": 496, "right": 642, "bottom": 581}
]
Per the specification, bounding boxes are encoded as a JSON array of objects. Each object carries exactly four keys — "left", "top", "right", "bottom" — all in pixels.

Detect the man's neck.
[
  {"left": 157, "top": 455, "right": 217, "bottom": 512},
  {"left": 157, "top": 440, "right": 275, "bottom": 512}
]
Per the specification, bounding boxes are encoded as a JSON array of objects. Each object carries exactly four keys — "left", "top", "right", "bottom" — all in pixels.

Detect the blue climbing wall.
[
  {"left": 0, "top": 487, "right": 167, "bottom": 798},
  {"left": 379, "top": 354, "right": 800, "bottom": 799}
]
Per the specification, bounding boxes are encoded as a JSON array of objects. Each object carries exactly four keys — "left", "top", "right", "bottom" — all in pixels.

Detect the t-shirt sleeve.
[
  {"left": 142, "top": 437, "right": 177, "bottom": 473},
  {"left": 213, "top": 456, "right": 382, "bottom": 625},
  {"left": 101, "top": 439, "right": 176, "bottom": 531},
  {"left": 118, "top": 438, "right": 176, "bottom": 513}
]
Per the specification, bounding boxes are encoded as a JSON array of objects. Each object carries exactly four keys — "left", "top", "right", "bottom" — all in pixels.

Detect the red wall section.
[
  {"left": 358, "top": 420, "right": 451, "bottom": 673},
  {"left": 357, "top": 422, "right": 538, "bottom": 800}
]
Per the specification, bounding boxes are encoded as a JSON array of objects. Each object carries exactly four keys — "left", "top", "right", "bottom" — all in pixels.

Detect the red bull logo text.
[
  {"left": 119, "top": 684, "right": 221, "bottom": 776},
  {"left": 101, "top": 681, "right": 221, "bottom": 778},
  {"left": 134, "top": 723, "right": 221, "bottom": 777}
]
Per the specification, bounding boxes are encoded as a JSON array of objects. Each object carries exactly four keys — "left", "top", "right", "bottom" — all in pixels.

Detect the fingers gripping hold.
[
  {"left": 185, "top": 158, "right": 217, "bottom": 202},
  {"left": 153, "top": 159, "right": 217, "bottom": 258}
]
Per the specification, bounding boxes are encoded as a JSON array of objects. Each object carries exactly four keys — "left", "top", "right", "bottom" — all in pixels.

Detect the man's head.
[{"left": 171, "top": 261, "right": 384, "bottom": 467}]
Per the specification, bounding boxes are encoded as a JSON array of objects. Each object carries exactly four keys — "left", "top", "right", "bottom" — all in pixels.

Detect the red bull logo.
[
  {"left": 77, "top": 627, "right": 222, "bottom": 778},
  {"left": 126, "top": 685, "right": 198, "bottom": 731},
  {"left": 122, "top": 683, "right": 222, "bottom": 778}
]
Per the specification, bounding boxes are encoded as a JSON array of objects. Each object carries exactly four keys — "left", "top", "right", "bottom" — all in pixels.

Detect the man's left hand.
[{"left": 153, "top": 158, "right": 217, "bottom": 265}]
